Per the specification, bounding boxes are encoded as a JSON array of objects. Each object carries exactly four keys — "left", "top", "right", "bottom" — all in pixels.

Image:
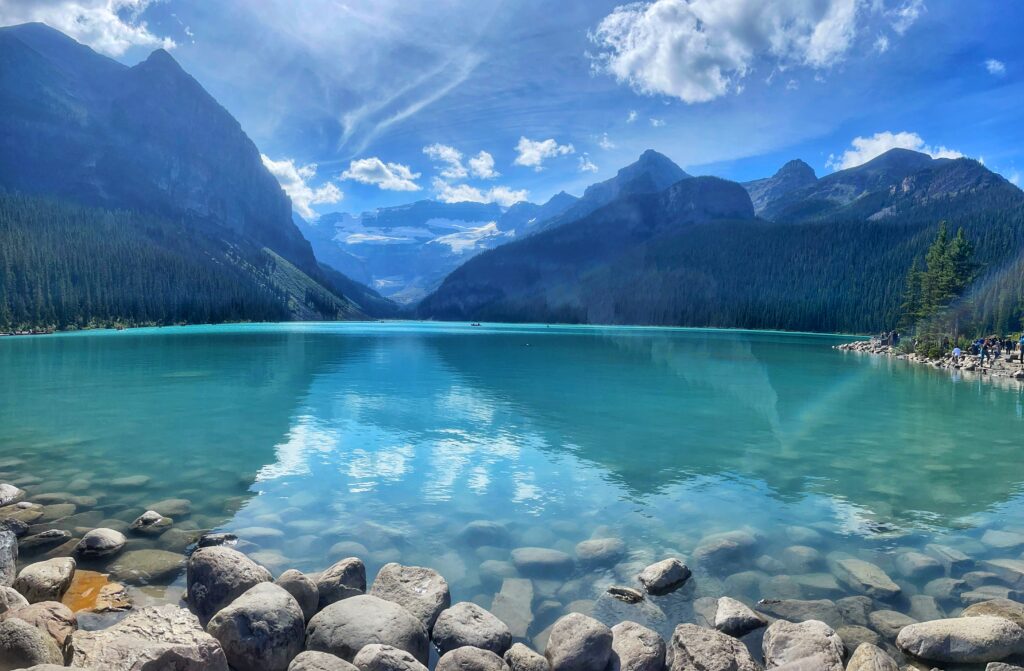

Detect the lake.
[{"left": 2, "top": 322, "right": 1023, "bottom": 658}]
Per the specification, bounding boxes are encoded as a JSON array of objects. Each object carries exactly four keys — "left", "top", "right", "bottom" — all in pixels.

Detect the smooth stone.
[
  {"left": 109, "top": 475, "right": 151, "bottom": 488},
  {"left": 836, "top": 596, "right": 873, "bottom": 627},
  {"left": 867, "top": 610, "right": 917, "bottom": 640},
  {"left": 962, "top": 599, "right": 1024, "bottom": 629},
  {"left": 369, "top": 562, "right": 451, "bottom": 631},
  {"left": 108, "top": 548, "right": 185, "bottom": 584},
  {"left": 36, "top": 503, "right": 76, "bottom": 524},
  {"left": 835, "top": 625, "right": 880, "bottom": 652},
  {"left": 896, "top": 615, "right": 1024, "bottom": 663},
  {"left": 761, "top": 619, "right": 844, "bottom": 671},
  {"left": 512, "top": 548, "right": 575, "bottom": 579},
  {"left": 780, "top": 546, "right": 821, "bottom": 574},
  {"left": 353, "top": 643, "right": 428, "bottom": 671},
  {"left": 276, "top": 568, "right": 320, "bottom": 621},
  {"left": 714, "top": 596, "right": 766, "bottom": 638},
  {"left": 575, "top": 539, "right": 626, "bottom": 568},
  {"left": 437, "top": 646, "right": 510, "bottom": 671},
  {"left": 924, "top": 577, "right": 967, "bottom": 602},
  {"left": 187, "top": 546, "right": 273, "bottom": 624},
  {"left": 895, "top": 552, "right": 944, "bottom": 581},
  {"left": 18, "top": 529, "right": 71, "bottom": 553},
  {"left": 317, "top": 557, "right": 367, "bottom": 610},
  {"left": 0, "top": 585, "right": 29, "bottom": 614},
  {"left": 0, "top": 527, "right": 17, "bottom": 586},
  {"left": 306, "top": 594, "right": 429, "bottom": 664},
  {"left": 291, "top": 650, "right": 360, "bottom": 671},
  {"left": 966, "top": 571, "right": 1005, "bottom": 589},
  {"left": 925, "top": 544, "right": 972, "bottom": 573},
  {"left": 0, "top": 617, "right": 64, "bottom": 669},
  {"left": 70, "top": 603, "right": 229, "bottom": 670},
  {"left": 845, "top": 642, "right": 899, "bottom": 671},
  {"left": 480, "top": 560, "right": 517, "bottom": 586},
  {"left": 199, "top": 532, "right": 239, "bottom": 548},
  {"left": 607, "top": 621, "right": 664, "bottom": 671},
  {"left": 330, "top": 541, "right": 370, "bottom": 557},
  {"left": 130, "top": 510, "right": 173, "bottom": 536},
  {"left": 789, "top": 573, "right": 843, "bottom": 599},
  {"left": 0, "top": 484, "right": 27, "bottom": 507},
  {"left": 963, "top": 586, "right": 1024, "bottom": 606},
  {"left": 206, "top": 582, "right": 305, "bottom": 671},
  {"left": 667, "top": 623, "right": 761, "bottom": 671},
  {"left": 830, "top": 557, "right": 901, "bottom": 600},
  {"left": 74, "top": 528, "right": 127, "bottom": 559},
  {"left": 981, "top": 530, "right": 1024, "bottom": 550},
  {"left": 637, "top": 558, "right": 691, "bottom": 595},
  {"left": 491, "top": 578, "right": 534, "bottom": 639},
  {"left": 14, "top": 557, "right": 75, "bottom": 603},
  {"left": 458, "top": 521, "right": 511, "bottom": 548},
  {"left": 2, "top": 600, "right": 76, "bottom": 653},
  {"left": 692, "top": 531, "right": 757, "bottom": 573},
  {"left": 505, "top": 642, "right": 550, "bottom": 671},
  {"left": 981, "top": 559, "right": 1024, "bottom": 589},
  {"left": 433, "top": 601, "right": 512, "bottom": 655},
  {"left": 755, "top": 598, "right": 842, "bottom": 628},
  {"left": 544, "top": 613, "right": 612, "bottom": 671},
  {"left": 0, "top": 503, "right": 43, "bottom": 525},
  {"left": 146, "top": 498, "right": 192, "bottom": 518},
  {"left": 59, "top": 569, "right": 131, "bottom": 613},
  {"left": 908, "top": 594, "right": 945, "bottom": 622}
]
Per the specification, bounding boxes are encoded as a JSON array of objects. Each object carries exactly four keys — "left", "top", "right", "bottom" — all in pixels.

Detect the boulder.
[
  {"left": 692, "top": 531, "right": 757, "bottom": 573},
  {"left": 0, "top": 617, "right": 64, "bottom": 670},
  {"left": 317, "top": 557, "right": 367, "bottom": 610},
  {"left": 894, "top": 551, "right": 943, "bottom": 581},
  {"left": 0, "top": 527, "right": 16, "bottom": 587},
  {"left": 981, "top": 559, "right": 1024, "bottom": 588},
  {"left": 129, "top": 510, "right": 173, "bottom": 536},
  {"left": 433, "top": 601, "right": 512, "bottom": 655},
  {"left": 636, "top": 559, "right": 690, "bottom": 595},
  {"left": 896, "top": 615, "right": 1024, "bottom": 663},
  {"left": 829, "top": 557, "right": 900, "bottom": 600},
  {"left": 14, "top": 557, "right": 76, "bottom": 603},
  {"left": 458, "top": 521, "right": 511, "bottom": 548},
  {"left": 437, "top": 646, "right": 510, "bottom": 671},
  {"left": 505, "top": 642, "right": 550, "bottom": 671},
  {"left": 146, "top": 498, "right": 192, "bottom": 518},
  {"left": 291, "top": 650, "right": 360, "bottom": 671},
  {"left": 755, "top": 598, "right": 842, "bottom": 628},
  {"left": 845, "top": 642, "right": 899, "bottom": 671},
  {"left": 19, "top": 529, "right": 72, "bottom": 554},
  {"left": 761, "top": 619, "right": 844, "bottom": 671},
  {"left": 867, "top": 610, "right": 916, "bottom": 640},
  {"left": 544, "top": 613, "right": 613, "bottom": 671},
  {"left": 0, "top": 484, "right": 26, "bottom": 507},
  {"left": 924, "top": 577, "right": 967, "bottom": 603},
  {"left": 370, "top": 563, "right": 451, "bottom": 631},
  {"left": 108, "top": 548, "right": 186, "bottom": 584},
  {"left": 780, "top": 546, "right": 821, "bottom": 574},
  {"left": 714, "top": 597, "right": 765, "bottom": 638},
  {"left": 0, "top": 585, "right": 29, "bottom": 615},
  {"left": 835, "top": 625, "right": 879, "bottom": 652},
  {"left": 607, "top": 621, "right": 664, "bottom": 671},
  {"left": 70, "top": 603, "right": 229, "bottom": 669},
  {"left": 575, "top": 539, "right": 626, "bottom": 568},
  {"left": 276, "top": 569, "right": 320, "bottom": 621},
  {"left": 2, "top": 600, "right": 76, "bottom": 654},
  {"left": 491, "top": 578, "right": 534, "bottom": 639},
  {"left": 306, "top": 594, "right": 429, "bottom": 664},
  {"left": 835, "top": 596, "right": 872, "bottom": 627},
  {"left": 353, "top": 643, "right": 428, "bottom": 671},
  {"left": 924, "top": 544, "right": 972, "bottom": 573},
  {"left": 205, "top": 582, "right": 304, "bottom": 671},
  {"left": 60, "top": 569, "right": 131, "bottom": 613},
  {"left": 512, "top": 548, "right": 575, "bottom": 579},
  {"left": 187, "top": 546, "right": 272, "bottom": 624},
  {"left": 667, "top": 623, "right": 761, "bottom": 671},
  {"left": 74, "top": 528, "right": 127, "bottom": 559},
  {"left": 963, "top": 599, "right": 1024, "bottom": 629}
]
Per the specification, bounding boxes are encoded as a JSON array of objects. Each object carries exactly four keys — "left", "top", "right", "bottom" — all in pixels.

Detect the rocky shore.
[
  {"left": 835, "top": 340, "right": 1024, "bottom": 385},
  {"left": 2, "top": 478, "right": 1024, "bottom": 670}
]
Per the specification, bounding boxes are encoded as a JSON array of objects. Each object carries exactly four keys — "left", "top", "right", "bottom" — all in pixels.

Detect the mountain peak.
[{"left": 775, "top": 159, "right": 816, "bottom": 181}]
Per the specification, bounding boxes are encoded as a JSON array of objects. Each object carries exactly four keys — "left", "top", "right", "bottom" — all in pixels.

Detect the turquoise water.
[{"left": 2, "top": 322, "right": 1024, "bottom": 657}]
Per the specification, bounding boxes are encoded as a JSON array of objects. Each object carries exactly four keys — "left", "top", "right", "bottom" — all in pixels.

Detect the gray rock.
[
  {"left": 74, "top": 528, "right": 127, "bottom": 559},
  {"left": 924, "top": 577, "right": 967, "bottom": 603},
  {"left": 505, "top": 642, "right": 550, "bottom": 671},
  {"left": 761, "top": 619, "right": 844, "bottom": 671},
  {"left": 836, "top": 596, "right": 873, "bottom": 627},
  {"left": 291, "top": 650, "right": 360, "bottom": 671},
  {"left": 981, "top": 530, "right": 1024, "bottom": 550},
  {"left": 3, "top": 600, "right": 77, "bottom": 654},
  {"left": 835, "top": 625, "right": 879, "bottom": 652},
  {"left": 896, "top": 615, "right": 1024, "bottom": 663},
  {"left": 966, "top": 571, "right": 1005, "bottom": 588},
  {"left": 458, "top": 521, "right": 511, "bottom": 548},
  {"left": 924, "top": 543, "right": 972, "bottom": 573},
  {"left": 276, "top": 569, "right": 319, "bottom": 621},
  {"left": 545, "top": 613, "right": 613, "bottom": 671},
  {"left": 512, "top": 548, "right": 575, "bottom": 579},
  {"left": 829, "top": 557, "right": 901, "bottom": 600},
  {"left": 667, "top": 623, "right": 761, "bottom": 671},
  {"left": 963, "top": 586, "right": 1024, "bottom": 606},
  {"left": 437, "top": 646, "right": 510, "bottom": 671},
  {"left": 867, "top": 610, "right": 916, "bottom": 640},
  {"left": 130, "top": 510, "right": 173, "bottom": 536},
  {"left": 491, "top": 578, "right": 534, "bottom": 639},
  {"left": 692, "top": 531, "right": 757, "bottom": 574},
  {"left": 433, "top": 601, "right": 512, "bottom": 655},
  {"left": 963, "top": 599, "right": 1024, "bottom": 629},
  {"left": 187, "top": 546, "right": 272, "bottom": 624},
  {"left": 480, "top": 560, "right": 517, "bottom": 586},
  {"left": 317, "top": 557, "right": 367, "bottom": 610},
  {"left": 908, "top": 594, "right": 944, "bottom": 622},
  {"left": 0, "top": 527, "right": 16, "bottom": 587},
  {"left": 755, "top": 598, "right": 842, "bottom": 628},
  {"left": 146, "top": 498, "right": 192, "bottom": 518},
  {"left": 576, "top": 539, "right": 626, "bottom": 568},
  {"left": 370, "top": 562, "right": 450, "bottom": 631},
  {"left": 0, "top": 617, "right": 64, "bottom": 670},
  {"left": 353, "top": 643, "right": 428, "bottom": 671},
  {"left": 206, "top": 582, "right": 305, "bottom": 671},
  {"left": 980, "top": 559, "right": 1024, "bottom": 589},
  {"left": 13, "top": 557, "right": 76, "bottom": 603},
  {"left": 986, "top": 664, "right": 1024, "bottom": 671},
  {"left": 714, "top": 596, "right": 765, "bottom": 637},
  {"left": 306, "top": 594, "right": 430, "bottom": 664},
  {"left": 637, "top": 558, "right": 690, "bottom": 595},
  {"left": 591, "top": 591, "right": 666, "bottom": 635},
  {"left": 845, "top": 642, "right": 899, "bottom": 671},
  {"left": 199, "top": 532, "right": 239, "bottom": 548},
  {"left": 18, "top": 529, "right": 71, "bottom": 554},
  {"left": 894, "top": 552, "right": 943, "bottom": 581},
  {"left": 108, "top": 548, "right": 185, "bottom": 584},
  {"left": 607, "top": 621, "right": 664, "bottom": 671},
  {"left": 0, "top": 484, "right": 26, "bottom": 507},
  {"left": 0, "top": 585, "right": 29, "bottom": 614},
  {"left": 70, "top": 604, "right": 229, "bottom": 670},
  {"left": 780, "top": 546, "right": 821, "bottom": 574}
]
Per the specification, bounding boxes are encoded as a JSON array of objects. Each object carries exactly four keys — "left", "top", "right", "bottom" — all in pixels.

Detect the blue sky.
[{"left": 2, "top": 1, "right": 1021, "bottom": 216}]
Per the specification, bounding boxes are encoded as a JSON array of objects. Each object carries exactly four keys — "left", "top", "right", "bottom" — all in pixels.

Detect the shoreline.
[{"left": 835, "top": 339, "right": 1024, "bottom": 386}]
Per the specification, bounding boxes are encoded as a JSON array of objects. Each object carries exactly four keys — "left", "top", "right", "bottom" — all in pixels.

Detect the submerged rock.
[
  {"left": 14, "top": 557, "right": 76, "bottom": 603},
  {"left": 458, "top": 521, "right": 511, "bottom": 548},
  {"left": 761, "top": 619, "right": 844, "bottom": 671},
  {"left": 512, "top": 548, "right": 575, "bottom": 578},
  {"left": 637, "top": 558, "right": 691, "bottom": 595},
  {"left": 544, "top": 613, "right": 612, "bottom": 671},
  {"left": 867, "top": 610, "right": 916, "bottom": 640},
  {"left": 607, "top": 621, "right": 664, "bottom": 671},
  {"left": 187, "top": 546, "right": 272, "bottom": 624},
  {"left": 306, "top": 594, "right": 429, "bottom": 664},
  {"left": 108, "top": 548, "right": 185, "bottom": 584},
  {"left": 894, "top": 551, "right": 943, "bottom": 581},
  {"left": 145, "top": 498, "right": 192, "bottom": 518},
  {"left": 370, "top": 562, "right": 451, "bottom": 631},
  {"left": 755, "top": 598, "right": 842, "bottom": 628},
  {"left": 896, "top": 615, "right": 1024, "bottom": 663},
  {"left": 18, "top": 529, "right": 71, "bottom": 554},
  {"left": 575, "top": 539, "right": 626, "bottom": 568},
  {"left": 0, "top": 484, "right": 26, "bottom": 507},
  {"left": 692, "top": 531, "right": 757, "bottom": 574},
  {"left": 59, "top": 569, "right": 131, "bottom": 613},
  {"left": 74, "top": 528, "right": 127, "bottom": 559},
  {"left": 130, "top": 510, "right": 173, "bottom": 536},
  {"left": 667, "top": 623, "right": 760, "bottom": 671},
  {"left": 491, "top": 578, "right": 534, "bottom": 639},
  {"left": 206, "top": 582, "right": 305, "bottom": 671},
  {"left": 829, "top": 557, "right": 901, "bottom": 600},
  {"left": 433, "top": 601, "right": 512, "bottom": 655}
]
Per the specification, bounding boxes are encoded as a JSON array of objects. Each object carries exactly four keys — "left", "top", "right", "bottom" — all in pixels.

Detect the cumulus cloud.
[
  {"left": 598, "top": 133, "right": 616, "bottom": 150},
  {"left": 874, "top": 34, "right": 890, "bottom": 53},
  {"left": 422, "top": 143, "right": 468, "bottom": 180},
  {"left": 468, "top": 151, "right": 499, "bottom": 179},
  {"left": 985, "top": 58, "right": 1006, "bottom": 76},
  {"left": 514, "top": 137, "right": 575, "bottom": 171},
  {"left": 589, "top": 0, "right": 868, "bottom": 104},
  {"left": 578, "top": 155, "right": 599, "bottom": 173},
  {"left": 261, "top": 154, "right": 342, "bottom": 219},
  {"left": 432, "top": 179, "right": 528, "bottom": 207},
  {"left": 649, "top": 118, "right": 666, "bottom": 127},
  {"left": 341, "top": 158, "right": 421, "bottom": 191},
  {"left": 627, "top": 110, "right": 638, "bottom": 123},
  {"left": 826, "top": 131, "right": 963, "bottom": 171},
  {"left": 0, "top": 0, "right": 176, "bottom": 56}
]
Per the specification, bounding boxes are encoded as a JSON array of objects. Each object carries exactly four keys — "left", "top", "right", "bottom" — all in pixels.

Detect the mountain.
[
  {"left": 0, "top": 23, "right": 393, "bottom": 328},
  {"left": 742, "top": 159, "right": 817, "bottom": 215},
  {"left": 297, "top": 192, "right": 577, "bottom": 304},
  {"left": 420, "top": 149, "right": 1024, "bottom": 333}
]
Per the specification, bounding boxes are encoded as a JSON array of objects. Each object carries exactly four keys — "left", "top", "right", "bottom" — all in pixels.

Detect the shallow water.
[{"left": 2, "top": 322, "right": 1024, "bottom": 662}]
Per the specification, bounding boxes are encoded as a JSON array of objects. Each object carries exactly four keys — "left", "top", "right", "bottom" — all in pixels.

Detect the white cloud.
[
  {"left": 874, "top": 34, "right": 890, "bottom": 53},
  {"left": 341, "top": 158, "right": 421, "bottom": 191},
  {"left": 513, "top": 137, "right": 575, "bottom": 171},
  {"left": 627, "top": 110, "right": 638, "bottom": 123},
  {"left": 578, "top": 155, "right": 599, "bottom": 173},
  {"left": 785, "top": 79, "right": 799, "bottom": 91},
  {"left": 468, "top": 151, "right": 499, "bottom": 179},
  {"left": 433, "top": 179, "right": 528, "bottom": 207},
  {"left": 422, "top": 143, "right": 468, "bottom": 180},
  {"left": 826, "top": 131, "right": 964, "bottom": 171},
  {"left": 598, "top": 133, "right": 616, "bottom": 150},
  {"left": 261, "top": 154, "right": 342, "bottom": 219},
  {"left": 888, "top": 0, "right": 925, "bottom": 35},
  {"left": 0, "top": 0, "right": 176, "bottom": 56},
  {"left": 649, "top": 117, "right": 666, "bottom": 127},
  {"left": 589, "top": 0, "right": 866, "bottom": 104},
  {"left": 985, "top": 58, "right": 1006, "bottom": 76}
]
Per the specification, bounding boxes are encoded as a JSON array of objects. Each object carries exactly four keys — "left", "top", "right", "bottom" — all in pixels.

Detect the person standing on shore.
[
  {"left": 981, "top": 341, "right": 990, "bottom": 366},
  {"left": 952, "top": 346, "right": 962, "bottom": 364}
]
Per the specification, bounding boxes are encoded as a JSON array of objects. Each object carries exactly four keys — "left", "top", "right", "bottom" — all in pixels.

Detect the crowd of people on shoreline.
[{"left": 951, "top": 335, "right": 1024, "bottom": 365}]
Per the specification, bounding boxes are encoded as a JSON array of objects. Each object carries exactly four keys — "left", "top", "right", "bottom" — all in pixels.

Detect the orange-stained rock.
[{"left": 61, "top": 569, "right": 132, "bottom": 613}]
